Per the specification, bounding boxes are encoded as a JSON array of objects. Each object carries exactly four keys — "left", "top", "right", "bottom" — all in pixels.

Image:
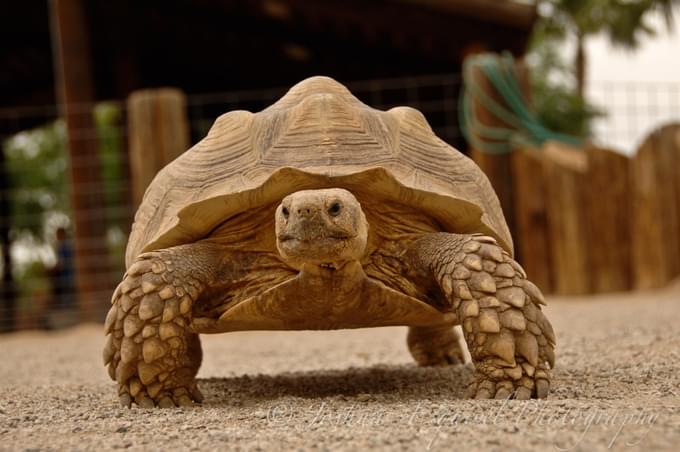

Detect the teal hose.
[{"left": 460, "top": 52, "right": 583, "bottom": 154}]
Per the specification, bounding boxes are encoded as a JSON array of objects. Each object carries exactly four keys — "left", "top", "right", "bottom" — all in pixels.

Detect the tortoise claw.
[
  {"left": 119, "top": 393, "right": 132, "bottom": 408},
  {"left": 515, "top": 386, "right": 532, "bottom": 400},
  {"left": 138, "top": 396, "right": 155, "bottom": 409},
  {"left": 157, "top": 396, "right": 176, "bottom": 408},
  {"left": 536, "top": 379, "right": 550, "bottom": 399}
]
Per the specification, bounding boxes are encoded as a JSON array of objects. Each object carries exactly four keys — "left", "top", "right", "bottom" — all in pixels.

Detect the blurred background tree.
[
  {"left": 529, "top": 0, "right": 680, "bottom": 137},
  {"left": 0, "top": 103, "right": 126, "bottom": 324},
  {"left": 4, "top": 121, "right": 69, "bottom": 241}
]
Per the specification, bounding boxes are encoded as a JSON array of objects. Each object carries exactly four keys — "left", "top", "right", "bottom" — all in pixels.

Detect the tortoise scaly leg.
[
  {"left": 103, "top": 243, "right": 223, "bottom": 408},
  {"left": 407, "top": 325, "right": 465, "bottom": 366},
  {"left": 407, "top": 233, "right": 556, "bottom": 399}
]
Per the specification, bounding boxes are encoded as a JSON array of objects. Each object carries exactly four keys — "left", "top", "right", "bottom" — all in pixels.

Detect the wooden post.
[
  {"left": 468, "top": 62, "right": 517, "bottom": 247},
  {"left": 511, "top": 147, "right": 552, "bottom": 293},
  {"left": 49, "top": 0, "right": 111, "bottom": 321},
  {"left": 471, "top": 150, "right": 515, "bottom": 240},
  {"left": 127, "top": 88, "right": 190, "bottom": 206},
  {"left": 630, "top": 124, "right": 680, "bottom": 289},
  {"left": 468, "top": 59, "right": 532, "bottom": 256},
  {"left": 542, "top": 142, "right": 591, "bottom": 295},
  {"left": 584, "top": 146, "right": 632, "bottom": 293}
]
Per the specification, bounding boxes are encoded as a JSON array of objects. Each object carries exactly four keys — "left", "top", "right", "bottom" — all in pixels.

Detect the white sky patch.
[{"left": 586, "top": 7, "right": 680, "bottom": 153}]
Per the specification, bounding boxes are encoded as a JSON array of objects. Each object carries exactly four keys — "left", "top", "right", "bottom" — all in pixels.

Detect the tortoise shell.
[{"left": 126, "top": 76, "right": 511, "bottom": 266}]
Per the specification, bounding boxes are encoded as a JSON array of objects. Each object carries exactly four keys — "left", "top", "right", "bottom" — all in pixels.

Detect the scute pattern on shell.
[{"left": 126, "top": 76, "right": 511, "bottom": 266}]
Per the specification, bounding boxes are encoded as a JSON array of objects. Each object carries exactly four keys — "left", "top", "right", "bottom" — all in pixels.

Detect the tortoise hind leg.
[
  {"left": 407, "top": 325, "right": 465, "bottom": 366},
  {"left": 407, "top": 232, "right": 556, "bottom": 400},
  {"left": 103, "top": 242, "right": 223, "bottom": 408}
]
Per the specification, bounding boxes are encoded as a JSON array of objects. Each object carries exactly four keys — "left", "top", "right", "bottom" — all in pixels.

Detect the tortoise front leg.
[
  {"left": 407, "top": 233, "right": 556, "bottom": 399},
  {"left": 103, "top": 243, "right": 224, "bottom": 408}
]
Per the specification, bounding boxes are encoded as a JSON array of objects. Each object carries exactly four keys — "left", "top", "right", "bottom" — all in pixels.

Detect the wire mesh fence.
[
  {"left": 589, "top": 80, "right": 680, "bottom": 153},
  {"left": 0, "top": 106, "right": 130, "bottom": 331}
]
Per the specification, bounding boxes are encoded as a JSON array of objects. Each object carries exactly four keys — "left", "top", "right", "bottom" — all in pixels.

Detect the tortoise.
[{"left": 103, "top": 76, "right": 556, "bottom": 408}]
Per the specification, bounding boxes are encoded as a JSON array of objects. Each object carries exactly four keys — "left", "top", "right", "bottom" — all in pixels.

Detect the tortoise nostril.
[{"left": 297, "top": 207, "right": 313, "bottom": 218}]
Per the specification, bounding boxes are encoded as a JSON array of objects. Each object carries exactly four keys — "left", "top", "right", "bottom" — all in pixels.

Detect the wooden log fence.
[
  {"left": 510, "top": 148, "right": 552, "bottom": 293},
  {"left": 483, "top": 123, "right": 680, "bottom": 296},
  {"left": 585, "top": 146, "right": 632, "bottom": 293},
  {"left": 630, "top": 124, "right": 680, "bottom": 290},
  {"left": 461, "top": 53, "right": 680, "bottom": 295},
  {"left": 541, "top": 143, "right": 591, "bottom": 295}
]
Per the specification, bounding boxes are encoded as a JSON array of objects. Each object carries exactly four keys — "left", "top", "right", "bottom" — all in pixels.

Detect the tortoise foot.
[
  {"left": 119, "top": 379, "right": 204, "bottom": 408},
  {"left": 104, "top": 248, "right": 207, "bottom": 408},
  {"left": 408, "top": 233, "right": 556, "bottom": 399},
  {"left": 407, "top": 325, "right": 465, "bottom": 366},
  {"left": 469, "top": 361, "right": 551, "bottom": 400}
]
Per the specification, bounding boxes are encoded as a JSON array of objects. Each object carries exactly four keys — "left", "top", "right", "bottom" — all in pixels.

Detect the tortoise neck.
[{"left": 299, "top": 260, "right": 365, "bottom": 282}]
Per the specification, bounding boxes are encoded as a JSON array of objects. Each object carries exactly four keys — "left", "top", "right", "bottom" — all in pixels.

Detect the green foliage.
[
  {"left": 539, "top": 0, "right": 678, "bottom": 48},
  {"left": 2, "top": 103, "right": 128, "bottom": 285},
  {"left": 3, "top": 121, "right": 69, "bottom": 240},
  {"left": 93, "top": 103, "right": 128, "bottom": 271},
  {"left": 528, "top": 0, "right": 679, "bottom": 138},
  {"left": 95, "top": 102, "right": 125, "bottom": 210},
  {"left": 3, "top": 103, "right": 127, "bottom": 243},
  {"left": 531, "top": 76, "right": 603, "bottom": 137},
  {"left": 527, "top": 26, "right": 604, "bottom": 138}
]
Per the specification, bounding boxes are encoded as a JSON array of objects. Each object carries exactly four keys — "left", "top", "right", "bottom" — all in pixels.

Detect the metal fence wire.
[{"left": 589, "top": 80, "right": 680, "bottom": 152}]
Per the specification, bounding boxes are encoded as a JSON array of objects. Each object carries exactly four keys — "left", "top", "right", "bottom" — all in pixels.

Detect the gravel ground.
[{"left": 1, "top": 281, "right": 680, "bottom": 452}]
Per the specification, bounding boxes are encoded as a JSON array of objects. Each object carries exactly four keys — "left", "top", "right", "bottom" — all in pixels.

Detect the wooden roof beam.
[{"left": 394, "top": 0, "right": 536, "bottom": 30}]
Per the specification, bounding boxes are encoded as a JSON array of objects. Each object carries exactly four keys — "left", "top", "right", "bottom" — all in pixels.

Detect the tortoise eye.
[
  {"left": 281, "top": 206, "right": 289, "bottom": 218},
  {"left": 328, "top": 201, "right": 342, "bottom": 217}
]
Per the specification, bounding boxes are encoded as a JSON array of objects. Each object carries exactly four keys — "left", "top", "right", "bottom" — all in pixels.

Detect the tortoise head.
[{"left": 275, "top": 188, "right": 368, "bottom": 270}]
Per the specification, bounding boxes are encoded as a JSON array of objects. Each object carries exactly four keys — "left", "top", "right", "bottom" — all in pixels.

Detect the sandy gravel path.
[{"left": 1, "top": 281, "right": 679, "bottom": 451}]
